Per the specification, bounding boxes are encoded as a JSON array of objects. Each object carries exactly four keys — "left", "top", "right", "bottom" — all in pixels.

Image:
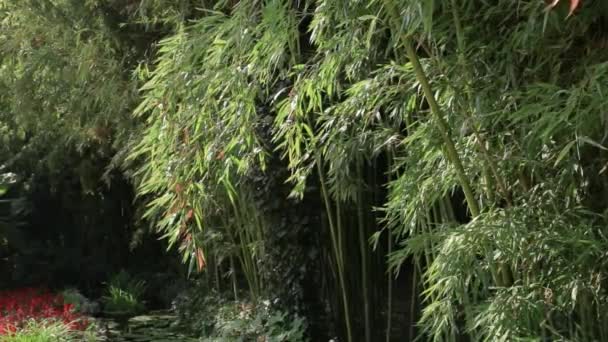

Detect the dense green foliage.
[
  {"left": 3, "top": 0, "right": 608, "bottom": 340},
  {"left": 101, "top": 271, "right": 147, "bottom": 315},
  {"left": 173, "top": 282, "right": 307, "bottom": 341}
]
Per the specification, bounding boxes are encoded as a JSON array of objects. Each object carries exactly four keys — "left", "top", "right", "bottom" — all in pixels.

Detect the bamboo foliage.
[
  {"left": 379, "top": 0, "right": 608, "bottom": 340},
  {"left": 131, "top": 0, "right": 608, "bottom": 339},
  {"left": 129, "top": 0, "right": 300, "bottom": 267}
]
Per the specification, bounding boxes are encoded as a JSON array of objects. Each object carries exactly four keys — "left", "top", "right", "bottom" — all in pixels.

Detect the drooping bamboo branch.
[
  {"left": 449, "top": 0, "right": 512, "bottom": 206},
  {"left": 403, "top": 38, "right": 480, "bottom": 217},
  {"left": 382, "top": 0, "right": 479, "bottom": 217},
  {"left": 449, "top": 0, "right": 514, "bottom": 289}
]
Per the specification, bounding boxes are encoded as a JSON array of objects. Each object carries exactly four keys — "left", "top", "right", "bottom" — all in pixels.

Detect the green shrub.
[
  {"left": 174, "top": 285, "right": 307, "bottom": 342},
  {"left": 102, "top": 288, "right": 145, "bottom": 314},
  {"left": 172, "top": 279, "right": 224, "bottom": 335},
  {"left": 203, "top": 300, "right": 307, "bottom": 342},
  {"left": 101, "top": 270, "right": 146, "bottom": 315},
  {"left": 60, "top": 289, "right": 82, "bottom": 312}
]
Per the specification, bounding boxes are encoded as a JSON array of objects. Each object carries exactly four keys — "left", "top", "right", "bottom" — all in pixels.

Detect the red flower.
[{"left": 0, "top": 288, "right": 91, "bottom": 335}]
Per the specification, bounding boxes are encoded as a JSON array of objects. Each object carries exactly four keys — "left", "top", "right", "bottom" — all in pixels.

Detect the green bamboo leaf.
[
  {"left": 422, "top": 0, "right": 435, "bottom": 34},
  {"left": 554, "top": 139, "right": 577, "bottom": 166},
  {"left": 579, "top": 136, "right": 608, "bottom": 151}
]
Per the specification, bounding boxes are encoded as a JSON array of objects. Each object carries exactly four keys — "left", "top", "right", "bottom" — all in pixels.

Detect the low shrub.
[
  {"left": 101, "top": 270, "right": 146, "bottom": 315},
  {"left": 59, "top": 289, "right": 83, "bottom": 313},
  {"left": 102, "top": 288, "right": 145, "bottom": 314},
  {"left": 60, "top": 289, "right": 100, "bottom": 316},
  {"left": 203, "top": 300, "right": 307, "bottom": 342},
  {"left": 173, "top": 286, "right": 226, "bottom": 336},
  {"left": 173, "top": 283, "right": 307, "bottom": 342}
]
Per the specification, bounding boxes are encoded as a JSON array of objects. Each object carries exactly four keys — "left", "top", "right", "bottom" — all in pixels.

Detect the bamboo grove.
[{"left": 2, "top": 0, "right": 608, "bottom": 340}]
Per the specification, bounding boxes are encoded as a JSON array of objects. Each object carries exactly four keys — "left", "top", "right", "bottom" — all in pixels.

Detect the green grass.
[
  {"left": 101, "top": 270, "right": 146, "bottom": 315},
  {"left": 0, "top": 319, "right": 98, "bottom": 342},
  {"left": 0, "top": 320, "right": 69, "bottom": 342},
  {"left": 102, "top": 287, "right": 145, "bottom": 314}
]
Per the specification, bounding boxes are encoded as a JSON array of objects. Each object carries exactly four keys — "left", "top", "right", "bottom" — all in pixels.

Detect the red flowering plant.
[{"left": 0, "top": 288, "right": 90, "bottom": 335}]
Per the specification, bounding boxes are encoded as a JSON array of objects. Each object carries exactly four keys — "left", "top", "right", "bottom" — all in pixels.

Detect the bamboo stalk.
[
  {"left": 408, "top": 261, "right": 418, "bottom": 341},
  {"left": 220, "top": 215, "right": 245, "bottom": 299},
  {"left": 336, "top": 200, "right": 345, "bottom": 270},
  {"left": 229, "top": 197, "right": 259, "bottom": 298},
  {"left": 385, "top": 152, "right": 395, "bottom": 342},
  {"left": 316, "top": 159, "right": 353, "bottom": 342},
  {"left": 213, "top": 252, "right": 221, "bottom": 292},
  {"left": 385, "top": 230, "right": 393, "bottom": 342},
  {"left": 356, "top": 166, "right": 371, "bottom": 342},
  {"left": 229, "top": 255, "right": 238, "bottom": 301}
]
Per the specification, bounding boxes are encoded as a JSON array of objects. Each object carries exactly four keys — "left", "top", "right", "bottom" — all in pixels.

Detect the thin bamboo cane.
[
  {"left": 316, "top": 159, "right": 353, "bottom": 342},
  {"left": 385, "top": 151, "right": 395, "bottom": 342},
  {"left": 229, "top": 255, "right": 238, "bottom": 301},
  {"left": 219, "top": 215, "right": 246, "bottom": 299},
  {"left": 229, "top": 197, "right": 259, "bottom": 298},
  {"left": 408, "top": 261, "right": 418, "bottom": 341},
  {"left": 356, "top": 166, "right": 371, "bottom": 342},
  {"left": 213, "top": 251, "right": 221, "bottom": 293}
]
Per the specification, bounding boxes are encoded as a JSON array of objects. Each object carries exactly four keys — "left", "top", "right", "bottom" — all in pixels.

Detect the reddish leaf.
[
  {"left": 569, "top": 0, "right": 581, "bottom": 15},
  {"left": 548, "top": 0, "right": 582, "bottom": 16},
  {"left": 185, "top": 208, "right": 194, "bottom": 222},
  {"left": 195, "top": 248, "right": 206, "bottom": 272}
]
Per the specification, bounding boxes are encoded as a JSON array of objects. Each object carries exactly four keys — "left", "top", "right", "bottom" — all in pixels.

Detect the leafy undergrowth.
[
  {"left": 174, "top": 286, "right": 307, "bottom": 341},
  {"left": 0, "top": 288, "right": 93, "bottom": 341},
  {"left": 202, "top": 301, "right": 307, "bottom": 342},
  {"left": 101, "top": 270, "right": 147, "bottom": 315}
]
